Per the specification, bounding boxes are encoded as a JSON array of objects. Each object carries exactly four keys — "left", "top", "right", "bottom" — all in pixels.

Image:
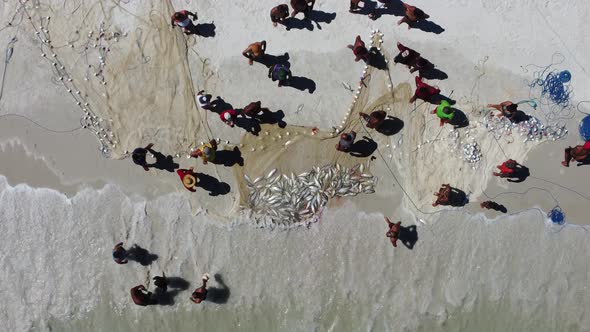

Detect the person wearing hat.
[
  {"left": 410, "top": 76, "right": 440, "bottom": 104},
  {"left": 431, "top": 100, "right": 454, "bottom": 126},
  {"left": 196, "top": 90, "right": 211, "bottom": 110},
  {"left": 177, "top": 167, "right": 197, "bottom": 192},
  {"left": 191, "top": 139, "right": 218, "bottom": 165},
  {"left": 242, "top": 41, "right": 267, "bottom": 66},
  {"left": 359, "top": 110, "right": 386, "bottom": 129},
  {"left": 268, "top": 63, "right": 292, "bottom": 87},
  {"left": 112, "top": 242, "right": 128, "bottom": 264},
  {"left": 397, "top": 2, "right": 429, "bottom": 30},
  {"left": 336, "top": 130, "right": 357, "bottom": 152},
  {"left": 347, "top": 36, "right": 370, "bottom": 63},
  {"left": 220, "top": 109, "right": 237, "bottom": 127},
  {"left": 170, "top": 10, "right": 198, "bottom": 34}
]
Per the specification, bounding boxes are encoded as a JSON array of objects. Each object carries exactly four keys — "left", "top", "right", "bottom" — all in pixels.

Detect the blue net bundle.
[
  {"left": 530, "top": 70, "right": 572, "bottom": 108},
  {"left": 579, "top": 115, "right": 590, "bottom": 141}
]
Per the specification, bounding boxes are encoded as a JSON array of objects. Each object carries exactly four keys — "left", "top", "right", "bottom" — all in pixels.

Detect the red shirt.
[
  {"left": 176, "top": 169, "right": 196, "bottom": 192},
  {"left": 583, "top": 141, "right": 590, "bottom": 150},
  {"left": 220, "top": 109, "right": 237, "bottom": 123},
  {"left": 414, "top": 76, "right": 440, "bottom": 100},
  {"left": 172, "top": 10, "right": 188, "bottom": 23},
  {"left": 499, "top": 162, "right": 514, "bottom": 175}
]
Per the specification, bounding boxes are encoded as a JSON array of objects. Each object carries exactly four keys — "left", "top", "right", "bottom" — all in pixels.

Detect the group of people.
[
  {"left": 167, "top": 0, "right": 586, "bottom": 258},
  {"left": 114, "top": 243, "right": 211, "bottom": 306}
]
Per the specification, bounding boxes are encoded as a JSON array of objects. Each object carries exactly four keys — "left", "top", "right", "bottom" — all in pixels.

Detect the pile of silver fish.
[
  {"left": 462, "top": 142, "right": 482, "bottom": 165},
  {"left": 244, "top": 163, "right": 376, "bottom": 226},
  {"left": 482, "top": 113, "right": 567, "bottom": 142}
]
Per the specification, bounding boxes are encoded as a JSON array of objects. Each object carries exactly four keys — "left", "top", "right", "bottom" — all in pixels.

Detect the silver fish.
[{"left": 266, "top": 168, "right": 277, "bottom": 179}]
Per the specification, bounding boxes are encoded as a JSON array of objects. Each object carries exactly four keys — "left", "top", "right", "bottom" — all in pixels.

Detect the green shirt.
[{"left": 436, "top": 100, "right": 454, "bottom": 120}]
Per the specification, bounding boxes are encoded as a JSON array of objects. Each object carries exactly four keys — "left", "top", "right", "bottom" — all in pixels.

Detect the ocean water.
[{"left": 0, "top": 176, "right": 589, "bottom": 332}]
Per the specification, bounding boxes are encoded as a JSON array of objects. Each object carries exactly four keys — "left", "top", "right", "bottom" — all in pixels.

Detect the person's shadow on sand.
[
  {"left": 284, "top": 11, "right": 336, "bottom": 31},
  {"left": 154, "top": 276, "right": 190, "bottom": 306},
  {"left": 257, "top": 109, "right": 287, "bottom": 128},
  {"left": 126, "top": 245, "right": 158, "bottom": 266},
  {"left": 185, "top": 22, "right": 216, "bottom": 38},
  {"left": 235, "top": 116, "right": 262, "bottom": 135},
  {"left": 255, "top": 52, "right": 291, "bottom": 68},
  {"left": 211, "top": 147, "right": 244, "bottom": 167},
  {"left": 448, "top": 188, "right": 468, "bottom": 207},
  {"left": 376, "top": 116, "right": 404, "bottom": 136},
  {"left": 210, "top": 96, "right": 233, "bottom": 114},
  {"left": 448, "top": 108, "right": 469, "bottom": 129},
  {"left": 412, "top": 20, "right": 445, "bottom": 34},
  {"left": 349, "top": 136, "right": 378, "bottom": 157},
  {"left": 148, "top": 150, "right": 179, "bottom": 173},
  {"left": 505, "top": 165, "right": 531, "bottom": 183},
  {"left": 398, "top": 224, "right": 418, "bottom": 249},
  {"left": 368, "top": 47, "right": 388, "bottom": 70},
  {"left": 285, "top": 76, "right": 316, "bottom": 94},
  {"left": 207, "top": 274, "right": 230, "bottom": 304},
  {"left": 196, "top": 173, "right": 231, "bottom": 196}
]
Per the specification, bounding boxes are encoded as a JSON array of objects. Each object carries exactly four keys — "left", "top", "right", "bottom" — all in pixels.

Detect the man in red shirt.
[
  {"left": 562, "top": 145, "right": 590, "bottom": 167},
  {"left": 409, "top": 76, "right": 440, "bottom": 103},
  {"left": 130, "top": 285, "right": 152, "bottom": 306},
  {"left": 384, "top": 217, "right": 401, "bottom": 248},
  {"left": 220, "top": 109, "right": 238, "bottom": 127},
  {"left": 397, "top": 3, "right": 429, "bottom": 29},
  {"left": 190, "top": 274, "right": 210, "bottom": 304},
  {"left": 347, "top": 36, "right": 370, "bottom": 63},
  {"left": 177, "top": 167, "right": 197, "bottom": 192},
  {"left": 493, "top": 159, "right": 517, "bottom": 177}
]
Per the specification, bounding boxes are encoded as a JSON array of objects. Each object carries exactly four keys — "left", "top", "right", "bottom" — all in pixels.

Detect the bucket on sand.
[{"left": 548, "top": 206, "right": 565, "bottom": 225}]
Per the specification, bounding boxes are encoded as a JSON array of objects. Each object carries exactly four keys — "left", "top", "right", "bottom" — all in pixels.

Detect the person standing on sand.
[
  {"left": 271, "top": 4, "right": 290, "bottom": 27},
  {"left": 242, "top": 41, "right": 267, "bottom": 66},
  {"left": 132, "top": 143, "right": 155, "bottom": 171},
  {"left": 130, "top": 285, "right": 153, "bottom": 306},
  {"left": 487, "top": 101, "right": 519, "bottom": 122},
  {"left": 347, "top": 35, "right": 370, "bottom": 63},
  {"left": 268, "top": 63, "right": 292, "bottom": 87},
  {"left": 359, "top": 111, "right": 386, "bottom": 129},
  {"left": 562, "top": 145, "right": 590, "bottom": 167},
  {"left": 196, "top": 90, "right": 211, "bottom": 110},
  {"left": 336, "top": 131, "right": 357, "bottom": 152},
  {"left": 220, "top": 109, "right": 238, "bottom": 127},
  {"left": 177, "top": 167, "right": 197, "bottom": 192},
  {"left": 241, "top": 101, "right": 270, "bottom": 118},
  {"left": 431, "top": 100, "right": 454, "bottom": 126},
  {"left": 385, "top": 217, "right": 401, "bottom": 247},
  {"left": 409, "top": 76, "right": 440, "bottom": 104},
  {"left": 112, "top": 242, "right": 128, "bottom": 264},
  {"left": 171, "top": 10, "right": 198, "bottom": 34},
  {"left": 480, "top": 201, "right": 507, "bottom": 213},
  {"left": 191, "top": 139, "right": 218, "bottom": 165},
  {"left": 190, "top": 274, "right": 210, "bottom": 304},
  {"left": 397, "top": 3, "right": 429, "bottom": 29},
  {"left": 493, "top": 159, "right": 520, "bottom": 177},
  {"left": 432, "top": 184, "right": 452, "bottom": 207},
  {"left": 290, "top": 0, "right": 315, "bottom": 18}
]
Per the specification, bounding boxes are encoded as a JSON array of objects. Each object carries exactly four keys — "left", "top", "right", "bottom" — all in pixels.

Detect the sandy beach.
[{"left": 1, "top": 0, "right": 590, "bottom": 331}]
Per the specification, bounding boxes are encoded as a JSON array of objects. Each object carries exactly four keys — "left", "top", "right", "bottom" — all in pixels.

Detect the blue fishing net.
[
  {"left": 579, "top": 115, "right": 590, "bottom": 141},
  {"left": 548, "top": 206, "right": 565, "bottom": 225}
]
